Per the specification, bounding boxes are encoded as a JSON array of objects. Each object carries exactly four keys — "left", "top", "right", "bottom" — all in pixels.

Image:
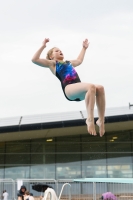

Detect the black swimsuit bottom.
[{"left": 56, "top": 61, "right": 81, "bottom": 101}]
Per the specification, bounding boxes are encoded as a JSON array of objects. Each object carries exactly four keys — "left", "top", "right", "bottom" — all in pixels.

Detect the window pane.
[
  {"left": 31, "top": 154, "right": 55, "bottom": 164},
  {"left": 56, "top": 153, "right": 80, "bottom": 163},
  {"left": 107, "top": 142, "right": 131, "bottom": 152},
  {"left": 106, "top": 131, "right": 131, "bottom": 142},
  {"left": 56, "top": 162, "right": 81, "bottom": 179},
  {"left": 31, "top": 142, "right": 44, "bottom": 152},
  {"left": 82, "top": 153, "right": 107, "bottom": 178},
  {"left": 130, "top": 130, "right": 133, "bottom": 141},
  {"left": 0, "top": 167, "right": 4, "bottom": 178},
  {"left": 82, "top": 143, "right": 106, "bottom": 152},
  {"left": 44, "top": 143, "right": 55, "bottom": 152},
  {"left": 107, "top": 164, "right": 132, "bottom": 178},
  {"left": 82, "top": 165, "right": 107, "bottom": 178},
  {"left": 82, "top": 153, "right": 106, "bottom": 164},
  {"left": 107, "top": 153, "right": 132, "bottom": 163},
  {"left": 5, "top": 166, "right": 30, "bottom": 179},
  {"left": 107, "top": 153, "right": 132, "bottom": 178},
  {"left": 0, "top": 142, "right": 5, "bottom": 153},
  {"left": 56, "top": 143, "right": 80, "bottom": 153},
  {"left": 82, "top": 134, "right": 106, "bottom": 142},
  {"left": 5, "top": 154, "right": 30, "bottom": 164},
  {"left": 6, "top": 141, "right": 30, "bottom": 153},
  {"left": 30, "top": 164, "right": 55, "bottom": 178},
  {"left": 0, "top": 154, "right": 4, "bottom": 164},
  {"left": 31, "top": 140, "right": 55, "bottom": 153},
  {"left": 56, "top": 135, "right": 80, "bottom": 142}
]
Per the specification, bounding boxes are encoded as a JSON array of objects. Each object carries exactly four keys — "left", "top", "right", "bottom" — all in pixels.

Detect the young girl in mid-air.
[{"left": 32, "top": 38, "right": 106, "bottom": 137}]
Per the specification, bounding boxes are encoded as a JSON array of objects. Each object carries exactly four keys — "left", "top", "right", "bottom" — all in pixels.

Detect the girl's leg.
[
  {"left": 65, "top": 82, "right": 97, "bottom": 136},
  {"left": 95, "top": 85, "right": 106, "bottom": 137}
]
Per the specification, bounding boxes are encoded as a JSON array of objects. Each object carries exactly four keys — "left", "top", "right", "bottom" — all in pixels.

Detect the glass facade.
[{"left": 0, "top": 130, "right": 133, "bottom": 179}]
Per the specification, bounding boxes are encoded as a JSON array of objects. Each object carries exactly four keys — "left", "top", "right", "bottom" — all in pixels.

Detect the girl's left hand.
[{"left": 83, "top": 39, "right": 89, "bottom": 49}]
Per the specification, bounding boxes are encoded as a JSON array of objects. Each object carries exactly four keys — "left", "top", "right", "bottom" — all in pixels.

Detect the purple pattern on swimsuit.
[{"left": 56, "top": 61, "right": 81, "bottom": 88}]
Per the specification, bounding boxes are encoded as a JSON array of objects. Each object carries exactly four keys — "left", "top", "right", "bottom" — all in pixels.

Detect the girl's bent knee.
[
  {"left": 96, "top": 85, "right": 105, "bottom": 93},
  {"left": 89, "top": 84, "right": 96, "bottom": 93}
]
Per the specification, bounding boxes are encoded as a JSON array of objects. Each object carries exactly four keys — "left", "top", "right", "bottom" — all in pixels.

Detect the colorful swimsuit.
[{"left": 56, "top": 61, "right": 81, "bottom": 101}]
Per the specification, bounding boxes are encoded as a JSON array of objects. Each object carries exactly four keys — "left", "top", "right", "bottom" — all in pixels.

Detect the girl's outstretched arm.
[
  {"left": 32, "top": 38, "right": 54, "bottom": 68},
  {"left": 70, "top": 39, "right": 89, "bottom": 67}
]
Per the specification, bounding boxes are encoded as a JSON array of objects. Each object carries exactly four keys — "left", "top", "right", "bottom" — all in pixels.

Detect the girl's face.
[{"left": 51, "top": 48, "right": 64, "bottom": 61}]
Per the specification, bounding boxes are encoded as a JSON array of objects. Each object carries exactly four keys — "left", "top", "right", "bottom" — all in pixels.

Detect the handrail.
[
  {"left": 0, "top": 178, "right": 14, "bottom": 182},
  {"left": 58, "top": 183, "right": 71, "bottom": 200},
  {"left": 15, "top": 179, "right": 57, "bottom": 182}
]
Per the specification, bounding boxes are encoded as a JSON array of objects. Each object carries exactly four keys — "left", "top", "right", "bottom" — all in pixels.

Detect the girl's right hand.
[
  {"left": 42, "top": 38, "right": 49, "bottom": 47},
  {"left": 83, "top": 39, "right": 89, "bottom": 49}
]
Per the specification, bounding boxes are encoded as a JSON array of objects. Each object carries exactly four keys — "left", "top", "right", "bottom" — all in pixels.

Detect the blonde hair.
[
  {"left": 25, "top": 191, "right": 30, "bottom": 195},
  {"left": 46, "top": 47, "right": 56, "bottom": 60}
]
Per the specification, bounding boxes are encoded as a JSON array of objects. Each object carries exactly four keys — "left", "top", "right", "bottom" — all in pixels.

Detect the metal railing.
[
  {"left": 0, "top": 179, "right": 15, "bottom": 200},
  {"left": 15, "top": 179, "right": 71, "bottom": 200},
  {"left": 1, "top": 178, "right": 133, "bottom": 200}
]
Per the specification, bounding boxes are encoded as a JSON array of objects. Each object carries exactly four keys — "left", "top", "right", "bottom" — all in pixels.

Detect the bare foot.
[
  {"left": 96, "top": 119, "right": 105, "bottom": 137},
  {"left": 86, "top": 119, "right": 97, "bottom": 136}
]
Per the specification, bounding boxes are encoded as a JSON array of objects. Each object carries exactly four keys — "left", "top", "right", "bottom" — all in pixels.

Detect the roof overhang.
[{"left": 0, "top": 114, "right": 133, "bottom": 142}]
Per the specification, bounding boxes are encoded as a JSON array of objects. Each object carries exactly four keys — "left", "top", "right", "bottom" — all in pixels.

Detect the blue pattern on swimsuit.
[
  {"left": 55, "top": 61, "right": 81, "bottom": 101},
  {"left": 56, "top": 61, "right": 81, "bottom": 89}
]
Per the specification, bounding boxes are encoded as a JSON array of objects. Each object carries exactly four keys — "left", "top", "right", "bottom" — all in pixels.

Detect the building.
[{"left": 0, "top": 106, "right": 133, "bottom": 179}]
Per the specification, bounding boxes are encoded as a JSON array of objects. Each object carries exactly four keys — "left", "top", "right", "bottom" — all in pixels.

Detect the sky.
[{"left": 0, "top": 0, "right": 133, "bottom": 118}]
